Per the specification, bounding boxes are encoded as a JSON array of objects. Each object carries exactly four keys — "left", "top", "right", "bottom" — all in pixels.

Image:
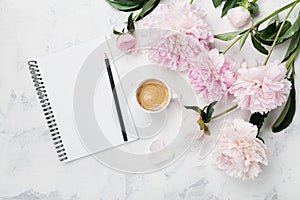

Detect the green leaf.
[
  {"left": 258, "top": 21, "right": 277, "bottom": 38},
  {"left": 203, "top": 101, "right": 218, "bottom": 123},
  {"left": 221, "top": 0, "right": 240, "bottom": 17},
  {"left": 283, "top": 30, "right": 300, "bottom": 62},
  {"left": 127, "top": 13, "right": 135, "bottom": 33},
  {"left": 185, "top": 106, "right": 202, "bottom": 114},
  {"left": 255, "top": 21, "right": 292, "bottom": 46},
  {"left": 214, "top": 30, "right": 243, "bottom": 41},
  {"left": 286, "top": 56, "right": 295, "bottom": 73},
  {"left": 135, "top": 0, "right": 160, "bottom": 21},
  {"left": 113, "top": 29, "right": 123, "bottom": 35},
  {"left": 212, "top": 0, "right": 223, "bottom": 7},
  {"left": 251, "top": 34, "right": 268, "bottom": 55},
  {"left": 249, "top": 2, "right": 259, "bottom": 16},
  {"left": 272, "top": 80, "right": 296, "bottom": 133},
  {"left": 239, "top": 30, "right": 249, "bottom": 49},
  {"left": 249, "top": 112, "right": 268, "bottom": 134},
  {"left": 278, "top": 12, "right": 300, "bottom": 44},
  {"left": 285, "top": 34, "right": 300, "bottom": 72},
  {"left": 106, "top": 0, "right": 146, "bottom": 11},
  {"left": 185, "top": 101, "right": 217, "bottom": 123},
  {"left": 186, "top": 101, "right": 217, "bottom": 135},
  {"left": 286, "top": 47, "right": 300, "bottom": 76}
]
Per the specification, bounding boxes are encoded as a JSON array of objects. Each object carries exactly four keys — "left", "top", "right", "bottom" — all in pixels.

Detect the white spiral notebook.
[{"left": 28, "top": 37, "right": 139, "bottom": 163}]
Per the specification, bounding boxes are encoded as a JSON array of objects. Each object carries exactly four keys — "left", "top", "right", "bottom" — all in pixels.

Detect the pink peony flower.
[
  {"left": 213, "top": 118, "right": 268, "bottom": 180},
  {"left": 149, "top": 34, "right": 204, "bottom": 71},
  {"left": 188, "top": 48, "right": 237, "bottom": 101},
  {"left": 141, "top": 2, "right": 213, "bottom": 71},
  {"left": 229, "top": 60, "right": 291, "bottom": 114},
  {"left": 116, "top": 33, "right": 137, "bottom": 52},
  {"left": 227, "top": 6, "right": 252, "bottom": 28}
]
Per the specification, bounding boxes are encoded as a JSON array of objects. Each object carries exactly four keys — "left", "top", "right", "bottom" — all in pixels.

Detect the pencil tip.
[{"left": 104, "top": 53, "right": 108, "bottom": 59}]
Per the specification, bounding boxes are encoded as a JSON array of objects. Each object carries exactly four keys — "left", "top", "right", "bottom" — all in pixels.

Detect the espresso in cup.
[{"left": 136, "top": 79, "right": 170, "bottom": 112}]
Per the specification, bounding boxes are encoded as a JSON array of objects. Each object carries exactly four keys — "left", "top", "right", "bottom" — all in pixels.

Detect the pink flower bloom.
[
  {"left": 229, "top": 60, "right": 291, "bottom": 114},
  {"left": 213, "top": 118, "right": 268, "bottom": 180},
  {"left": 116, "top": 33, "right": 137, "bottom": 52},
  {"left": 227, "top": 6, "right": 252, "bottom": 28},
  {"left": 141, "top": 2, "right": 213, "bottom": 71},
  {"left": 149, "top": 34, "right": 204, "bottom": 71},
  {"left": 188, "top": 49, "right": 237, "bottom": 101}
]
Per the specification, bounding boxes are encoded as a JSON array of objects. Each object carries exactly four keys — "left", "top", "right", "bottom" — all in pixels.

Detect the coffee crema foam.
[{"left": 136, "top": 79, "right": 169, "bottom": 111}]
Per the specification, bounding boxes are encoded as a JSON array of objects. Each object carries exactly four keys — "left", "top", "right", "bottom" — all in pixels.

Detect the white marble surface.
[{"left": 1, "top": 0, "right": 300, "bottom": 199}]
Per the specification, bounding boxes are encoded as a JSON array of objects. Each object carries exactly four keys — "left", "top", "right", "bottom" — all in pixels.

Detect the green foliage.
[
  {"left": 214, "top": 30, "right": 243, "bottom": 41},
  {"left": 239, "top": 30, "right": 249, "bottom": 49},
  {"left": 135, "top": 0, "right": 160, "bottom": 21},
  {"left": 106, "top": 0, "right": 159, "bottom": 19},
  {"left": 184, "top": 106, "right": 201, "bottom": 113},
  {"left": 271, "top": 26, "right": 299, "bottom": 133},
  {"left": 113, "top": 29, "right": 124, "bottom": 35},
  {"left": 202, "top": 101, "right": 218, "bottom": 123},
  {"left": 251, "top": 34, "right": 268, "bottom": 55},
  {"left": 249, "top": 112, "right": 268, "bottom": 135},
  {"left": 212, "top": 0, "right": 224, "bottom": 7},
  {"left": 108, "top": 0, "right": 160, "bottom": 35},
  {"left": 106, "top": 0, "right": 147, "bottom": 12},
  {"left": 185, "top": 101, "right": 218, "bottom": 135},
  {"left": 254, "top": 21, "right": 292, "bottom": 46},
  {"left": 185, "top": 101, "right": 218, "bottom": 123},
  {"left": 283, "top": 30, "right": 300, "bottom": 62},
  {"left": 221, "top": 0, "right": 240, "bottom": 17},
  {"left": 249, "top": 2, "right": 259, "bottom": 15},
  {"left": 277, "top": 12, "right": 300, "bottom": 44},
  {"left": 272, "top": 80, "right": 296, "bottom": 133},
  {"left": 127, "top": 13, "right": 135, "bottom": 33}
]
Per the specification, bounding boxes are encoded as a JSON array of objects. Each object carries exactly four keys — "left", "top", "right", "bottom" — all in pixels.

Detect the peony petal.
[
  {"left": 230, "top": 60, "right": 290, "bottom": 113},
  {"left": 212, "top": 119, "right": 268, "bottom": 180},
  {"left": 140, "top": 2, "right": 213, "bottom": 72}
]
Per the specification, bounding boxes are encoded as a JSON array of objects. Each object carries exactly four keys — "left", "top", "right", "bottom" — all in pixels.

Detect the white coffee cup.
[{"left": 135, "top": 78, "right": 178, "bottom": 113}]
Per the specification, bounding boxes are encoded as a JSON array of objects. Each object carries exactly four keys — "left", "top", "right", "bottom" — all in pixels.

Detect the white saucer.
[
  {"left": 91, "top": 63, "right": 200, "bottom": 173},
  {"left": 112, "top": 65, "right": 185, "bottom": 154}
]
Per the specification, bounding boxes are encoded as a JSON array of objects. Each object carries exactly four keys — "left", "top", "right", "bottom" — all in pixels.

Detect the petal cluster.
[
  {"left": 229, "top": 61, "right": 291, "bottom": 114},
  {"left": 213, "top": 119, "right": 268, "bottom": 180},
  {"left": 142, "top": 2, "right": 213, "bottom": 71},
  {"left": 188, "top": 49, "right": 237, "bottom": 101},
  {"left": 149, "top": 34, "right": 204, "bottom": 71}
]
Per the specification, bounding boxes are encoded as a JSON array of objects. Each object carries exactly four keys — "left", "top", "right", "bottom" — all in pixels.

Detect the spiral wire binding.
[{"left": 28, "top": 60, "right": 68, "bottom": 162}]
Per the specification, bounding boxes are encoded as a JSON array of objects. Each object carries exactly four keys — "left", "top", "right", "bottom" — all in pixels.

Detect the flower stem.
[
  {"left": 223, "top": 35, "right": 243, "bottom": 55},
  {"left": 210, "top": 104, "right": 238, "bottom": 121},
  {"left": 190, "top": 0, "right": 193, "bottom": 4},
  {"left": 252, "top": 0, "right": 258, "bottom": 3},
  {"left": 263, "top": 0, "right": 299, "bottom": 65},
  {"left": 254, "top": 1, "right": 299, "bottom": 28},
  {"left": 222, "top": 0, "right": 299, "bottom": 56}
]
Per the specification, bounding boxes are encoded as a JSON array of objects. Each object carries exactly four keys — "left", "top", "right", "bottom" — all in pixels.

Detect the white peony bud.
[{"left": 227, "top": 6, "right": 252, "bottom": 28}]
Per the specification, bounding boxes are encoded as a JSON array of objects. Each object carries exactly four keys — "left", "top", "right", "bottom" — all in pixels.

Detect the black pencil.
[{"left": 104, "top": 53, "right": 128, "bottom": 142}]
